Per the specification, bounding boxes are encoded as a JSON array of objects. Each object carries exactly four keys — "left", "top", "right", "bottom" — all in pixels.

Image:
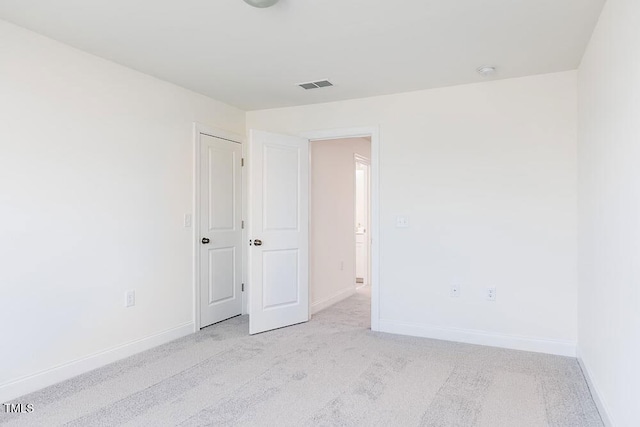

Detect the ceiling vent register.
[{"left": 298, "top": 80, "right": 334, "bottom": 90}]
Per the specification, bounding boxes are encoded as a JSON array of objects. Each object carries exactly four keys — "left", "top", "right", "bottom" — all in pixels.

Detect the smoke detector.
[
  {"left": 477, "top": 66, "right": 497, "bottom": 77},
  {"left": 243, "top": 0, "right": 280, "bottom": 8},
  {"left": 297, "top": 79, "right": 334, "bottom": 90}
]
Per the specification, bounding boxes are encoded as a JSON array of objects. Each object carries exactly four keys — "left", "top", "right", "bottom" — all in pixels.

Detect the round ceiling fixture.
[
  {"left": 477, "top": 66, "right": 497, "bottom": 77},
  {"left": 243, "top": 0, "right": 280, "bottom": 7}
]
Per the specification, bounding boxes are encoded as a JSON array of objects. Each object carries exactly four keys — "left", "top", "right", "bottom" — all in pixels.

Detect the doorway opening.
[{"left": 309, "top": 137, "right": 372, "bottom": 325}]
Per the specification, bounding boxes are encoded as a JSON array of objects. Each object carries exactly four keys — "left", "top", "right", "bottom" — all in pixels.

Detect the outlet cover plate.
[{"left": 396, "top": 216, "right": 409, "bottom": 228}]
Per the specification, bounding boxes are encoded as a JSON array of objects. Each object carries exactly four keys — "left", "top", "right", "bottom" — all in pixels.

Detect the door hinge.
[
  {"left": 241, "top": 220, "right": 245, "bottom": 229},
  {"left": 241, "top": 158, "right": 244, "bottom": 167},
  {"left": 241, "top": 283, "right": 245, "bottom": 292}
]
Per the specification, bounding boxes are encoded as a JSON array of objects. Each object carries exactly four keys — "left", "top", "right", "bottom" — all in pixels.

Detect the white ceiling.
[{"left": 0, "top": 0, "right": 604, "bottom": 111}]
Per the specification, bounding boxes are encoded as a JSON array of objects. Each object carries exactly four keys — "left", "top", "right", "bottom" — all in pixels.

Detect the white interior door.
[
  {"left": 248, "top": 129, "right": 309, "bottom": 335},
  {"left": 199, "top": 134, "right": 243, "bottom": 328},
  {"left": 355, "top": 157, "right": 370, "bottom": 286}
]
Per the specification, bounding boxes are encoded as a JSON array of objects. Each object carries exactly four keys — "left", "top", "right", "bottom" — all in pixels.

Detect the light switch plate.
[
  {"left": 184, "top": 214, "right": 192, "bottom": 228},
  {"left": 125, "top": 290, "right": 136, "bottom": 308}
]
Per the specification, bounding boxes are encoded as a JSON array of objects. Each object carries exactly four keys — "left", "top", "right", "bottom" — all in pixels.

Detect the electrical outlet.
[
  {"left": 395, "top": 216, "right": 409, "bottom": 228},
  {"left": 125, "top": 290, "right": 136, "bottom": 307},
  {"left": 487, "top": 287, "right": 496, "bottom": 301},
  {"left": 450, "top": 285, "right": 460, "bottom": 297}
]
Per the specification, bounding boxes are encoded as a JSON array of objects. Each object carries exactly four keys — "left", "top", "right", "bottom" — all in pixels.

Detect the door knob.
[
  {"left": 253, "top": 239, "right": 263, "bottom": 246},
  {"left": 202, "top": 237, "right": 210, "bottom": 244}
]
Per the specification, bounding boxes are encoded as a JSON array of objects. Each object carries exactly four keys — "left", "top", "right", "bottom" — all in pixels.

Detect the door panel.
[
  {"left": 207, "top": 147, "right": 236, "bottom": 231},
  {"left": 200, "top": 134, "right": 243, "bottom": 328},
  {"left": 207, "top": 247, "right": 235, "bottom": 303},
  {"left": 263, "top": 144, "right": 300, "bottom": 230},
  {"left": 249, "top": 130, "right": 309, "bottom": 334},
  {"left": 263, "top": 249, "right": 299, "bottom": 309}
]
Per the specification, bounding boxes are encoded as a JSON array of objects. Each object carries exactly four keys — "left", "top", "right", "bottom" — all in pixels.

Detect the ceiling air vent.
[{"left": 298, "top": 79, "right": 333, "bottom": 90}]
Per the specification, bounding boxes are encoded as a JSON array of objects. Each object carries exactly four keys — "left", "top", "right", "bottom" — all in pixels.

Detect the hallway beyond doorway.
[{"left": 310, "top": 137, "right": 371, "bottom": 315}]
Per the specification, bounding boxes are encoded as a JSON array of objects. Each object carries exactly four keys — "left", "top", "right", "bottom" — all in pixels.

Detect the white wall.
[
  {"left": 248, "top": 71, "right": 578, "bottom": 355},
  {"left": 0, "top": 20, "right": 245, "bottom": 401},
  {"left": 310, "top": 138, "right": 370, "bottom": 313},
  {"left": 577, "top": 0, "right": 640, "bottom": 425}
]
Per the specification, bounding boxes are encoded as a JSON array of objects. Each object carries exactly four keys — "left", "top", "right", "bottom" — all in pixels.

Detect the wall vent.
[{"left": 298, "top": 79, "right": 333, "bottom": 90}]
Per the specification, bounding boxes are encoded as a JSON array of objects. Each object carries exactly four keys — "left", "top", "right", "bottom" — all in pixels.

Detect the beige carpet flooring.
[{"left": 1, "top": 289, "right": 602, "bottom": 426}]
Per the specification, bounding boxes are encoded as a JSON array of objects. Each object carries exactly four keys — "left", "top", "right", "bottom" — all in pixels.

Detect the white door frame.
[
  {"left": 301, "top": 127, "right": 381, "bottom": 332},
  {"left": 192, "top": 123, "right": 248, "bottom": 332}
]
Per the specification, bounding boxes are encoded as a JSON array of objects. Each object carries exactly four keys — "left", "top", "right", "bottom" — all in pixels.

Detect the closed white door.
[
  {"left": 248, "top": 130, "right": 309, "bottom": 335},
  {"left": 199, "top": 134, "right": 243, "bottom": 328}
]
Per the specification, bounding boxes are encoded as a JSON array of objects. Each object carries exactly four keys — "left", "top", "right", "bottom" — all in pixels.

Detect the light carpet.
[{"left": 1, "top": 290, "right": 602, "bottom": 426}]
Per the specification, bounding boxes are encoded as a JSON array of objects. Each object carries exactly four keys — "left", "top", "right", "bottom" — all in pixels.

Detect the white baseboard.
[
  {"left": 311, "top": 287, "right": 356, "bottom": 314},
  {"left": 0, "top": 322, "right": 194, "bottom": 403},
  {"left": 577, "top": 352, "right": 614, "bottom": 427},
  {"left": 378, "top": 319, "right": 576, "bottom": 357}
]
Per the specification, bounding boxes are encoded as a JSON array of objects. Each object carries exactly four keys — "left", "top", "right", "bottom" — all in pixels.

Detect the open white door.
[{"left": 248, "top": 129, "right": 309, "bottom": 335}]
